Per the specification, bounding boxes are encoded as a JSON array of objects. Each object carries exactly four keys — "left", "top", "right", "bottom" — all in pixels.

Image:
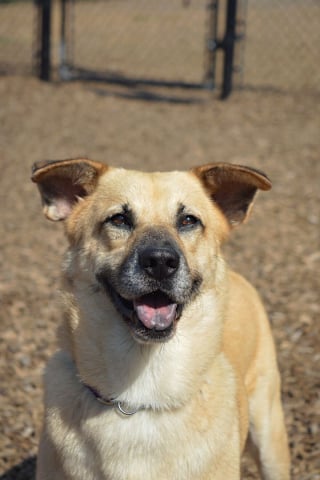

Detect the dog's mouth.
[
  {"left": 108, "top": 287, "right": 182, "bottom": 343},
  {"left": 134, "top": 293, "right": 179, "bottom": 330}
]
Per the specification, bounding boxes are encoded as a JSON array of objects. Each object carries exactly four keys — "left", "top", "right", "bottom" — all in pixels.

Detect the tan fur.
[{"left": 32, "top": 159, "right": 290, "bottom": 480}]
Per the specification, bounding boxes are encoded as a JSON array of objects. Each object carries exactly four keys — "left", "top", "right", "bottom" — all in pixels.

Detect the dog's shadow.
[{"left": 0, "top": 456, "right": 36, "bottom": 480}]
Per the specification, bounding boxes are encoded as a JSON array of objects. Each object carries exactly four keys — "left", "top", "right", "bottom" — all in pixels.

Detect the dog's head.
[{"left": 32, "top": 159, "right": 271, "bottom": 344}]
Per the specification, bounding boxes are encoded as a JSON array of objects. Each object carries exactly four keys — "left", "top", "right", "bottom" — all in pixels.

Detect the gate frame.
[
  {"left": 221, "top": 0, "right": 238, "bottom": 98},
  {"left": 37, "top": 0, "right": 243, "bottom": 99},
  {"left": 35, "top": 0, "right": 52, "bottom": 81}
]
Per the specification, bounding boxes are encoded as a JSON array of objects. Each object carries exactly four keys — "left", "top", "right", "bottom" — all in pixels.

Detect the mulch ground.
[{"left": 0, "top": 76, "right": 319, "bottom": 479}]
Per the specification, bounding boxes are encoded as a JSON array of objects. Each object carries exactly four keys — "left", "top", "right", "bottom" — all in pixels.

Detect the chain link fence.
[
  {"left": 60, "top": 0, "right": 211, "bottom": 86},
  {"left": 0, "top": 0, "right": 36, "bottom": 75},
  {"left": 242, "top": 0, "right": 320, "bottom": 92},
  {"left": 0, "top": 0, "right": 319, "bottom": 94}
]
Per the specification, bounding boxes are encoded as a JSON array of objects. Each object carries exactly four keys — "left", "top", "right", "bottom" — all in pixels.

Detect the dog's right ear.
[
  {"left": 192, "top": 163, "right": 271, "bottom": 227},
  {"left": 31, "top": 158, "right": 107, "bottom": 221}
]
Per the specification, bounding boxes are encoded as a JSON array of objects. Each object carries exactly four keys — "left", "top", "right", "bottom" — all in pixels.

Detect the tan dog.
[{"left": 32, "top": 159, "right": 290, "bottom": 480}]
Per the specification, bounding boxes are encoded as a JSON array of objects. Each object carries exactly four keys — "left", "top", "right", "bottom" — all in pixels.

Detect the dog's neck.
[
  {"left": 83, "top": 382, "right": 153, "bottom": 415},
  {"left": 58, "top": 285, "right": 225, "bottom": 412}
]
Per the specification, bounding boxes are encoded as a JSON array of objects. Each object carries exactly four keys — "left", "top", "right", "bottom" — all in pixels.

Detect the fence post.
[
  {"left": 38, "top": 0, "right": 52, "bottom": 81},
  {"left": 204, "top": 0, "right": 219, "bottom": 90},
  {"left": 221, "top": 0, "right": 238, "bottom": 99}
]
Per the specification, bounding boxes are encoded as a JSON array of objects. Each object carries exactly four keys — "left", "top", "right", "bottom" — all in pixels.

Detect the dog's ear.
[
  {"left": 31, "top": 158, "right": 107, "bottom": 221},
  {"left": 193, "top": 163, "right": 271, "bottom": 227}
]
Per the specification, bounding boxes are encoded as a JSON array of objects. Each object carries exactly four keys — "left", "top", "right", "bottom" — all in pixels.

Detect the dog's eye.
[
  {"left": 107, "top": 213, "right": 132, "bottom": 228},
  {"left": 178, "top": 215, "right": 200, "bottom": 229}
]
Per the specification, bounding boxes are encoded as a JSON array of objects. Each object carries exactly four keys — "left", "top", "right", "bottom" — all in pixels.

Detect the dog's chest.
[
  {"left": 45, "top": 346, "right": 239, "bottom": 479},
  {"left": 84, "top": 410, "right": 169, "bottom": 478},
  {"left": 56, "top": 404, "right": 213, "bottom": 480}
]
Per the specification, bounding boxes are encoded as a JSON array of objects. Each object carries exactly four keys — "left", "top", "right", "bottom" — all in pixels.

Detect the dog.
[{"left": 32, "top": 158, "right": 290, "bottom": 480}]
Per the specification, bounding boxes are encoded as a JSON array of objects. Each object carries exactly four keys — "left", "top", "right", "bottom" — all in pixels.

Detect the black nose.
[{"left": 139, "top": 246, "right": 180, "bottom": 281}]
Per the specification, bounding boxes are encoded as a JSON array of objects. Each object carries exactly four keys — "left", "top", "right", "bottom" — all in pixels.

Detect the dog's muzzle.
[{"left": 96, "top": 235, "right": 201, "bottom": 343}]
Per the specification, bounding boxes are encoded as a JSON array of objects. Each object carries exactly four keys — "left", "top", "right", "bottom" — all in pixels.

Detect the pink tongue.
[{"left": 133, "top": 293, "right": 177, "bottom": 331}]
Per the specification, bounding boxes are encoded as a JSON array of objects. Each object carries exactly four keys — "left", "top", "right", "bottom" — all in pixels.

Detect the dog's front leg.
[
  {"left": 36, "top": 432, "right": 66, "bottom": 480},
  {"left": 205, "top": 456, "right": 241, "bottom": 480},
  {"left": 203, "top": 429, "right": 242, "bottom": 480},
  {"left": 248, "top": 376, "right": 290, "bottom": 480}
]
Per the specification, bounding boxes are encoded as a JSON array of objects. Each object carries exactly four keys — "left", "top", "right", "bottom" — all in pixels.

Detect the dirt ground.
[{"left": 0, "top": 76, "right": 319, "bottom": 479}]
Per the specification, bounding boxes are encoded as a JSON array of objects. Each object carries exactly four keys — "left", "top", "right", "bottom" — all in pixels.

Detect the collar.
[{"left": 85, "top": 384, "right": 142, "bottom": 416}]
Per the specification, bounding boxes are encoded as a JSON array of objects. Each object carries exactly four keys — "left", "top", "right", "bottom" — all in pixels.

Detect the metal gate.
[{"left": 36, "top": 0, "right": 244, "bottom": 98}]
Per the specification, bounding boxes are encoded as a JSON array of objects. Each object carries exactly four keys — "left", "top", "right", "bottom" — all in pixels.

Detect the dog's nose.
[{"left": 139, "top": 246, "right": 180, "bottom": 280}]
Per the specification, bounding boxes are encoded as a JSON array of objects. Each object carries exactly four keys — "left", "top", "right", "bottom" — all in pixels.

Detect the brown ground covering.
[{"left": 0, "top": 76, "right": 319, "bottom": 479}]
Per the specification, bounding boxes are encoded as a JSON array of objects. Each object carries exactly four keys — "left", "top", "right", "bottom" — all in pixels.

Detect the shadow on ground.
[{"left": 0, "top": 457, "right": 36, "bottom": 480}]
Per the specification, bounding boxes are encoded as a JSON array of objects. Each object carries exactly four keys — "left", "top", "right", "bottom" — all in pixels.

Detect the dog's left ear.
[
  {"left": 31, "top": 158, "right": 107, "bottom": 221},
  {"left": 193, "top": 163, "right": 271, "bottom": 227}
]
